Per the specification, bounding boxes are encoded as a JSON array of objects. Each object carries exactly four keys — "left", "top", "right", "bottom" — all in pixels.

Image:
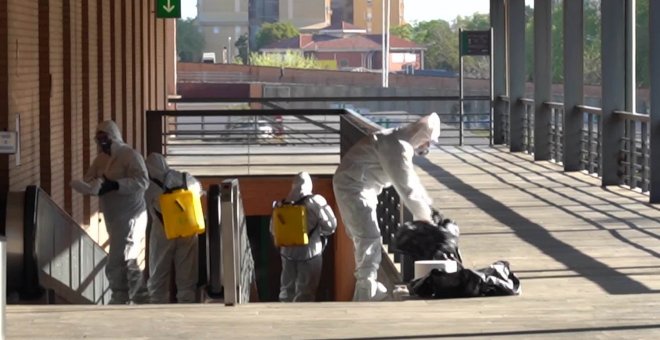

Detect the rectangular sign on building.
[
  {"left": 460, "top": 30, "right": 491, "bottom": 56},
  {"left": 156, "top": 0, "right": 181, "bottom": 19}
]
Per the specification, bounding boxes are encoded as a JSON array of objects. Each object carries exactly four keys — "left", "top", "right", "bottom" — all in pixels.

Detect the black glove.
[
  {"left": 431, "top": 207, "right": 444, "bottom": 225},
  {"left": 98, "top": 178, "right": 119, "bottom": 195}
]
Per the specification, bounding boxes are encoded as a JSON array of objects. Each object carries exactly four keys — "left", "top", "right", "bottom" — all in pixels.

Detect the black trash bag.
[
  {"left": 472, "top": 260, "right": 522, "bottom": 296},
  {"left": 393, "top": 211, "right": 462, "bottom": 263},
  {"left": 409, "top": 268, "right": 481, "bottom": 299},
  {"left": 409, "top": 260, "right": 522, "bottom": 299}
]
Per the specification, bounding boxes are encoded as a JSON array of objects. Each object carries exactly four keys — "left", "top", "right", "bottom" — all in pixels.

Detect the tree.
[
  {"left": 390, "top": 24, "right": 414, "bottom": 40},
  {"left": 176, "top": 18, "right": 205, "bottom": 62},
  {"left": 583, "top": 0, "right": 602, "bottom": 85},
  {"left": 454, "top": 13, "right": 490, "bottom": 30},
  {"left": 235, "top": 33, "right": 249, "bottom": 65},
  {"left": 255, "top": 22, "right": 300, "bottom": 50},
  {"left": 413, "top": 20, "right": 458, "bottom": 71},
  {"left": 636, "top": 0, "right": 649, "bottom": 87}
]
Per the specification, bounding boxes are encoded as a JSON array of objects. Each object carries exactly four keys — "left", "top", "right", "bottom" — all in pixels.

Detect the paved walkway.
[{"left": 6, "top": 146, "right": 660, "bottom": 339}]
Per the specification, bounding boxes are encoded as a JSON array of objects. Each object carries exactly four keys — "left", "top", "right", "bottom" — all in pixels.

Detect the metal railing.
[
  {"left": 616, "top": 110, "right": 651, "bottom": 193},
  {"left": 5, "top": 186, "right": 109, "bottom": 304},
  {"left": 547, "top": 102, "right": 565, "bottom": 164},
  {"left": 498, "top": 95, "right": 511, "bottom": 145},
  {"left": 168, "top": 95, "right": 495, "bottom": 146},
  {"left": 219, "top": 179, "right": 255, "bottom": 306},
  {"left": 495, "top": 95, "right": 650, "bottom": 194},
  {"left": 149, "top": 109, "right": 344, "bottom": 176},
  {"left": 577, "top": 105, "right": 602, "bottom": 176},
  {"left": 521, "top": 98, "right": 535, "bottom": 154}
]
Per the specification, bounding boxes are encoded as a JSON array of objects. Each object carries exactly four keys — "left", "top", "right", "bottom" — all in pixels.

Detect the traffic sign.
[{"left": 156, "top": 0, "right": 181, "bottom": 19}]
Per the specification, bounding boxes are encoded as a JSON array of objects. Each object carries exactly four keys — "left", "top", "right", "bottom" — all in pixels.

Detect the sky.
[{"left": 181, "top": 0, "right": 490, "bottom": 23}]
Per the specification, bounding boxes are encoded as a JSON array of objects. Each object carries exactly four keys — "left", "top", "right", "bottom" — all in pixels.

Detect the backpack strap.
[
  {"left": 181, "top": 172, "right": 188, "bottom": 190},
  {"left": 151, "top": 171, "right": 189, "bottom": 193},
  {"left": 293, "top": 194, "right": 313, "bottom": 205},
  {"left": 296, "top": 195, "right": 320, "bottom": 236},
  {"left": 150, "top": 177, "right": 164, "bottom": 189}
]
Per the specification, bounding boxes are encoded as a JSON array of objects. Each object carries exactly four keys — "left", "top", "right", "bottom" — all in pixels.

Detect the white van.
[{"left": 202, "top": 52, "right": 216, "bottom": 64}]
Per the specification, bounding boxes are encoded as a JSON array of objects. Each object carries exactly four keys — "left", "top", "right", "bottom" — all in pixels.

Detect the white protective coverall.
[
  {"left": 145, "top": 153, "right": 201, "bottom": 303},
  {"left": 271, "top": 172, "right": 337, "bottom": 302},
  {"left": 83, "top": 120, "right": 150, "bottom": 304},
  {"left": 333, "top": 113, "right": 441, "bottom": 301}
]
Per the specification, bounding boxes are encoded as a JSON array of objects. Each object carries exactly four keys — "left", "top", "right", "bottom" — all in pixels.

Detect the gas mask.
[
  {"left": 415, "top": 147, "right": 429, "bottom": 156},
  {"left": 96, "top": 132, "right": 113, "bottom": 155},
  {"left": 414, "top": 141, "right": 431, "bottom": 157}
]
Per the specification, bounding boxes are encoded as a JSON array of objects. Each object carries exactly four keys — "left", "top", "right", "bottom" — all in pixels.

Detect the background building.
[
  {"left": 352, "top": 0, "right": 404, "bottom": 34},
  {"left": 261, "top": 22, "right": 424, "bottom": 71},
  {"left": 197, "top": 0, "right": 250, "bottom": 63},
  {"left": 198, "top": 0, "right": 332, "bottom": 63}
]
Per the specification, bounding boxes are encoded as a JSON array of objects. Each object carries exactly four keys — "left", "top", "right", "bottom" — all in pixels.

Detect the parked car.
[{"left": 223, "top": 119, "right": 273, "bottom": 142}]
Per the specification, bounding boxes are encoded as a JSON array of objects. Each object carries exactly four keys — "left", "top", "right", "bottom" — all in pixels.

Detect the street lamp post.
[
  {"left": 228, "top": 36, "right": 233, "bottom": 63},
  {"left": 381, "top": 0, "right": 390, "bottom": 88}
]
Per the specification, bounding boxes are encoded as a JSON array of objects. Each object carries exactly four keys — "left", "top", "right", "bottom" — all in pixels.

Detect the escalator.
[{"left": 4, "top": 186, "right": 109, "bottom": 304}]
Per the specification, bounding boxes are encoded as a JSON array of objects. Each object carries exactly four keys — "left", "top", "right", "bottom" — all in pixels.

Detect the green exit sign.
[{"left": 156, "top": 0, "right": 181, "bottom": 19}]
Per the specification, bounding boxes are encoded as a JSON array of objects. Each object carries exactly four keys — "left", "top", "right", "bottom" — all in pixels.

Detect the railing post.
[
  {"left": 399, "top": 207, "right": 414, "bottom": 283},
  {"left": 534, "top": 0, "right": 552, "bottom": 160},
  {"left": 563, "top": 0, "right": 584, "bottom": 171},
  {"left": 221, "top": 180, "right": 238, "bottom": 306},
  {"left": 508, "top": 0, "right": 526, "bottom": 152},
  {"left": 601, "top": 0, "right": 627, "bottom": 186},
  {"left": 146, "top": 111, "right": 163, "bottom": 156},
  {"left": 491, "top": 0, "right": 506, "bottom": 145},
  {"left": 650, "top": 0, "right": 660, "bottom": 202}
]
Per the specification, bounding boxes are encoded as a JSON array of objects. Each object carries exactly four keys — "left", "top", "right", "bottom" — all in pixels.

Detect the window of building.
[{"left": 213, "top": 27, "right": 220, "bottom": 34}]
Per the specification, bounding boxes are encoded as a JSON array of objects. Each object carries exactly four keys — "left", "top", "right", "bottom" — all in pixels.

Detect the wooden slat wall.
[
  {"left": 7, "top": 1, "right": 41, "bottom": 191},
  {"left": 49, "top": 0, "right": 65, "bottom": 208},
  {"left": 70, "top": 0, "right": 84, "bottom": 223},
  {"left": 1, "top": 0, "right": 175, "bottom": 243},
  {"left": 0, "top": 0, "right": 8, "bottom": 190}
]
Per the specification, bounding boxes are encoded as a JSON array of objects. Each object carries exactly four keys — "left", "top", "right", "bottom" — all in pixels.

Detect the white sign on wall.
[{"left": 0, "top": 131, "right": 17, "bottom": 154}]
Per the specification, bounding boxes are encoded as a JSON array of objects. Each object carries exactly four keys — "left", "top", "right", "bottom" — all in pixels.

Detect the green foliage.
[
  {"left": 413, "top": 20, "right": 458, "bottom": 71},
  {"left": 255, "top": 22, "right": 300, "bottom": 50},
  {"left": 249, "top": 51, "right": 328, "bottom": 69},
  {"left": 583, "top": 0, "right": 602, "bottom": 85},
  {"left": 454, "top": 14, "right": 490, "bottom": 30},
  {"left": 396, "top": 15, "right": 493, "bottom": 78},
  {"left": 525, "top": 1, "right": 603, "bottom": 85},
  {"left": 636, "top": 0, "right": 649, "bottom": 87},
  {"left": 176, "top": 18, "right": 205, "bottom": 62},
  {"left": 390, "top": 24, "right": 414, "bottom": 40},
  {"left": 235, "top": 33, "right": 249, "bottom": 65}
]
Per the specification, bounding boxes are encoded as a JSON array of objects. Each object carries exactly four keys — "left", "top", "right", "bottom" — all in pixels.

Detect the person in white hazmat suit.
[
  {"left": 145, "top": 153, "right": 201, "bottom": 303},
  {"left": 271, "top": 172, "right": 337, "bottom": 302},
  {"left": 333, "top": 112, "right": 441, "bottom": 301},
  {"left": 80, "top": 120, "right": 150, "bottom": 304}
]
